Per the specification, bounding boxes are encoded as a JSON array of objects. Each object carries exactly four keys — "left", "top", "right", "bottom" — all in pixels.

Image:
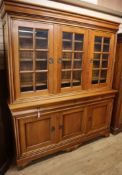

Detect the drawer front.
[
  {"left": 86, "top": 100, "right": 113, "bottom": 133},
  {"left": 16, "top": 113, "right": 56, "bottom": 155}
]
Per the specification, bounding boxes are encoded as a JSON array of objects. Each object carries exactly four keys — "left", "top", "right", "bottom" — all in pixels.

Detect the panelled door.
[
  {"left": 88, "top": 30, "right": 115, "bottom": 88},
  {"left": 12, "top": 20, "right": 54, "bottom": 98},
  {"left": 18, "top": 113, "right": 56, "bottom": 154},
  {"left": 86, "top": 101, "right": 113, "bottom": 133},
  {"left": 58, "top": 107, "right": 87, "bottom": 141},
  {"left": 58, "top": 25, "right": 88, "bottom": 93}
]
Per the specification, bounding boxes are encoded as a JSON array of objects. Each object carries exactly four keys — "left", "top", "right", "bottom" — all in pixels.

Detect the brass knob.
[{"left": 49, "top": 57, "right": 54, "bottom": 64}]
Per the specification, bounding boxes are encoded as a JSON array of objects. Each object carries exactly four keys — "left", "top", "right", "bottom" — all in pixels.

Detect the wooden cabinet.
[
  {"left": 1, "top": 0, "right": 119, "bottom": 168},
  {"left": 111, "top": 34, "right": 122, "bottom": 134}
]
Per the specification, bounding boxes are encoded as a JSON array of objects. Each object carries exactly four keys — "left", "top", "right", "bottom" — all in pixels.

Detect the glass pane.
[
  {"left": 75, "top": 34, "right": 84, "bottom": 41},
  {"left": 63, "top": 32, "right": 72, "bottom": 40},
  {"left": 100, "top": 69, "right": 107, "bottom": 83},
  {"left": 100, "top": 79, "right": 106, "bottom": 83},
  {"left": 63, "top": 32, "right": 72, "bottom": 50},
  {"left": 93, "top": 60, "right": 100, "bottom": 68},
  {"left": 74, "top": 52, "right": 82, "bottom": 60},
  {"left": 94, "top": 53, "right": 101, "bottom": 60},
  {"left": 36, "top": 30, "right": 48, "bottom": 38},
  {"left": 103, "top": 45, "right": 109, "bottom": 52},
  {"left": 20, "top": 61, "right": 33, "bottom": 71},
  {"left": 19, "top": 27, "right": 33, "bottom": 37},
  {"left": 62, "top": 61, "right": 71, "bottom": 69},
  {"left": 92, "top": 79, "right": 99, "bottom": 84},
  {"left": 102, "top": 54, "right": 109, "bottom": 60},
  {"left": 63, "top": 41, "right": 72, "bottom": 50},
  {"left": 74, "top": 60, "right": 82, "bottom": 69},
  {"left": 20, "top": 73, "right": 33, "bottom": 92},
  {"left": 92, "top": 70, "right": 99, "bottom": 81},
  {"left": 73, "top": 71, "right": 81, "bottom": 86},
  {"left": 102, "top": 61, "right": 108, "bottom": 68},
  {"left": 92, "top": 70, "right": 99, "bottom": 84},
  {"left": 19, "top": 38, "right": 33, "bottom": 49},
  {"left": 94, "top": 36, "right": 102, "bottom": 52},
  {"left": 20, "top": 51, "right": 33, "bottom": 61},
  {"left": 104, "top": 38, "right": 110, "bottom": 45},
  {"left": 36, "top": 39, "right": 48, "bottom": 49},
  {"left": 94, "top": 44, "right": 102, "bottom": 52},
  {"left": 35, "top": 30, "right": 48, "bottom": 49},
  {"left": 36, "top": 72, "right": 47, "bottom": 90},
  {"left": 19, "top": 27, "right": 33, "bottom": 49},
  {"left": 75, "top": 42, "right": 83, "bottom": 51},
  {"left": 36, "top": 61, "right": 47, "bottom": 70},
  {"left": 62, "top": 52, "right": 72, "bottom": 60},
  {"left": 36, "top": 51, "right": 48, "bottom": 60},
  {"left": 101, "top": 70, "right": 107, "bottom": 79},
  {"left": 95, "top": 36, "right": 102, "bottom": 43},
  {"left": 61, "top": 71, "right": 71, "bottom": 88}
]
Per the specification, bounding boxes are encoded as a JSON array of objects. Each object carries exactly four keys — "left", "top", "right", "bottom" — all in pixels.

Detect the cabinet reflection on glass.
[
  {"left": 61, "top": 32, "right": 84, "bottom": 88},
  {"left": 19, "top": 27, "right": 49, "bottom": 92}
]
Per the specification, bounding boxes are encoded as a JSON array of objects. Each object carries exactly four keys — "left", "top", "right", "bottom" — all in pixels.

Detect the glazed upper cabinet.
[{"left": 11, "top": 19, "right": 115, "bottom": 100}]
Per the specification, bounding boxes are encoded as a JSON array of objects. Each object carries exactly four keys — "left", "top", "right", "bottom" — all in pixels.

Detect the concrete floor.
[{"left": 6, "top": 133, "right": 122, "bottom": 175}]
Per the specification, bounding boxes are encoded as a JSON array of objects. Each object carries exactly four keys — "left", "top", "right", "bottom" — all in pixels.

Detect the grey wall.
[{"left": 98, "top": 0, "right": 122, "bottom": 12}]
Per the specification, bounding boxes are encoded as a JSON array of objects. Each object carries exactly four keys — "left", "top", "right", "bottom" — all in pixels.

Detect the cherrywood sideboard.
[
  {"left": 111, "top": 34, "right": 122, "bottom": 134},
  {"left": 0, "top": 0, "right": 119, "bottom": 168}
]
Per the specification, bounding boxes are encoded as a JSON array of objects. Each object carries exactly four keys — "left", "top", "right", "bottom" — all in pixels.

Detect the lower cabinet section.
[{"left": 12, "top": 99, "right": 113, "bottom": 168}]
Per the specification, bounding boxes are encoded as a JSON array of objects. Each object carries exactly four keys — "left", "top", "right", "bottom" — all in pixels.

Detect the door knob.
[{"left": 49, "top": 57, "right": 54, "bottom": 64}]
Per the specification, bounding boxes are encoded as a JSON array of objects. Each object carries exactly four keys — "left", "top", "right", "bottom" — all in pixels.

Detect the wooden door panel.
[
  {"left": 61, "top": 108, "right": 86, "bottom": 140},
  {"left": 19, "top": 113, "right": 56, "bottom": 153},
  {"left": 91, "top": 105, "right": 107, "bottom": 129},
  {"left": 87, "top": 101, "right": 113, "bottom": 133},
  {"left": 26, "top": 118, "right": 51, "bottom": 147}
]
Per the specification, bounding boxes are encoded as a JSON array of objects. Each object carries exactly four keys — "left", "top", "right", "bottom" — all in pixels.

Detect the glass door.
[
  {"left": 58, "top": 25, "right": 88, "bottom": 92},
  {"left": 89, "top": 30, "right": 115, "bottom": 88},
  {"left": 13, "top": 20, "right": 54, "bottom": 98}
]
